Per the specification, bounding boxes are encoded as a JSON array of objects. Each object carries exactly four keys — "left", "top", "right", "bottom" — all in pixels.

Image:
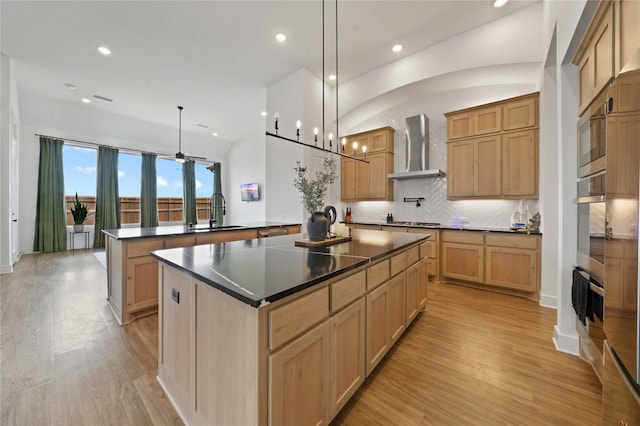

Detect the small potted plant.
[
  {"left": 293, "top": 158, "right": 337, "bottom": 241},
  {"left": 70, "top": 192, "right": 91, "bottom": 232}
]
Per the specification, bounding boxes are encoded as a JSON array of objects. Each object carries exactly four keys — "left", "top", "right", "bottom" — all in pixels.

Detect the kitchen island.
[
  {"left": 102, "top": 222, "right": 300, "bottom": 324},
  {"left": 151, "top": 229, "right": 430, "bottom": 426}
]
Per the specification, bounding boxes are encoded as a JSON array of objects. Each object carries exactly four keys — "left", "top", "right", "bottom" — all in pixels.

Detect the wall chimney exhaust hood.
[{"left": 388, "top": 113, "right": 445, "bottom": 179}]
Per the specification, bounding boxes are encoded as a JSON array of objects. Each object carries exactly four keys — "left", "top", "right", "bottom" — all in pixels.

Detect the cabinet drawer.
[
  {"left": 406, "top": 246, "right": 420, "bottom": 266},
  {"left": 442, "top": 230, "right": 484, "bottom": 245},
  {"left": 269, "top": 287, "right": 329, "bottom": 351},
  {"left": 127, "top": 238, "right": 165, "bottom": 258},
  {"left": 331, "top": 271, "right": 366, "bottom": 313},
  {"left": 367, "top": 259, "right": 390, "bottom": 291},
  {"left": 390, "top": 252, "right": 407, "bottom": 277},
  {"left": 485, "top": 234, "right": 538, "bottom": 250},
  {"left": 421, "top": 241, "right": 436, "bottom": 259},
  {"left": 165, "top": 235, "right": 197, "bottom": 249}
]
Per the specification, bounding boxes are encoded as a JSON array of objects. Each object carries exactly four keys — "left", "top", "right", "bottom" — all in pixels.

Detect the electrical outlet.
[{"left": 171, "top": 288, "right": 180, "bottom": 304}]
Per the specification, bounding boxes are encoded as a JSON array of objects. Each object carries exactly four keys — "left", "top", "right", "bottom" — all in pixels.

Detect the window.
[
  {"left": 195, "top": 163, "right": 214, "bottom": 221},
  {"left": 63, "top": 145, "right": 97, "bottom": 225},
  {"left": 156, "top": 158, "right": 185, "bottom": 223}
]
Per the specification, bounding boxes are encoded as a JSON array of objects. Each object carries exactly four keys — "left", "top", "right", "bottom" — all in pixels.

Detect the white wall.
[{"left": 226, "top": 134, "right": 266, "bottom": 224}]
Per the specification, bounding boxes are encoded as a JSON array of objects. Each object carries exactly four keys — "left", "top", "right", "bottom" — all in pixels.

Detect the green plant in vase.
[
  {"left": 293, "top": 158, "right": 337, "bottom": 241},
  {"left": 70, "top": 192, "right": 91, "bottom": 232}
]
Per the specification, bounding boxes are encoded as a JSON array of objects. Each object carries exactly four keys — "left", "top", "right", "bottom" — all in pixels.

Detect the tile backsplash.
[{"left": 337, "top": 84, "right": 540, "bottom": 229}]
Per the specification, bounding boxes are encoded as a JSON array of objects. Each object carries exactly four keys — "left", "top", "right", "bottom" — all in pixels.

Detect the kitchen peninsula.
[
  {"left": 103, "top": 222, "right": 300, "bottom": 324},
  {"left": 151, "top": 229, "right": 430, "bottom": 425}
]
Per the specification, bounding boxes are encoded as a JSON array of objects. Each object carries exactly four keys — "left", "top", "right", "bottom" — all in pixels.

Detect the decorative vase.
[
  {"left": 307, "top": 212, "right": 329, "bottom": 241},
  {"left": 73, "top": 224, "right": 84, "bottom": 232}
]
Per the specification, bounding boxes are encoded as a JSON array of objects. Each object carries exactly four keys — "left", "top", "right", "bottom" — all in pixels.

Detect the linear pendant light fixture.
[{"left": 265, "top": 0, "right": 368, "bottom": 164}]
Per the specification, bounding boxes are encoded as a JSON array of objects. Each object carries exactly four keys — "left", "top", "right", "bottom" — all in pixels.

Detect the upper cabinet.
[
  {"left": 574, "top": 0, "right": 640, "bottom": 115},
  {"left": 445, "top": 92, "right": 539, "bottom": 200},
  {"left": 341, "top": 127, "right": 394, "bottom": 202}
]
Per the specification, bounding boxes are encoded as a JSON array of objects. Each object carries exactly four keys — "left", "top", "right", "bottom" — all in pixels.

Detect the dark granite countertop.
[
  {"left": 102, "top": 221, "right": 301, "bottom": 240},
  {"left": 344, "top": 220, "right": 541, "bottom": 235},
  {"left": 150, "top": 229, "right": 430, "bottom": 307}
]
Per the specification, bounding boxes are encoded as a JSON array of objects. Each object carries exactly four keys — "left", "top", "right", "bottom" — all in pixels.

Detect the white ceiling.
[{"left": 1, "top": 0, "right": 538, "bottom": 150}]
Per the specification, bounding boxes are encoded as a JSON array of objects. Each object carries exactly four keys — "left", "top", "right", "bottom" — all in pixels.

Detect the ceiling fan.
[{"left": 174, "top": 105, "right": 207, "bottom": 163}]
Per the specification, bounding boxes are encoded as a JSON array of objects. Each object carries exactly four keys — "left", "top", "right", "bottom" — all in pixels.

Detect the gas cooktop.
[{"left": 387, "top": 221, "right": 440, "bottom": 228}]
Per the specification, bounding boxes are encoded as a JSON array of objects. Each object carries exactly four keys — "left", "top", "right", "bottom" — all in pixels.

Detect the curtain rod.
[{"left": 34, "top": 133, "right": 215, "bottom": 164}]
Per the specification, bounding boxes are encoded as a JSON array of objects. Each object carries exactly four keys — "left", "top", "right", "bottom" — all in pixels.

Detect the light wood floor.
[{"left": 1, "top": 250, "right": 602, "bottom": 425}]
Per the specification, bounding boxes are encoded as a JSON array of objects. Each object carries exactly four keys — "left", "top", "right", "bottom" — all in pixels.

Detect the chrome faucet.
[{"left": 210, "top": 192, "right": 226, "bottom": 228}]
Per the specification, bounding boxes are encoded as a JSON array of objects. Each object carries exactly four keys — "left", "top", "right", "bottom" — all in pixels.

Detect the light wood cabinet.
[
  {"left": 441, "top": 231, "right": 541, "bottom": 295},
  {"left": 616, "top": 0, "right": 640, "bottom": 74},
  {"left": 447, "top": 111, "right": 474, "bottom": 140},
  {"left": 575, "top": 2, "right": 614, "bottom": 114},
  {"left": 366, "top": 281, "right": 389, "bottom": 376},
  {"left": 405, "top": 260, "right": 427, "bottom": 324},
  {"left": 341, "top": 127, "right": 394, "bottom": 201},
  {"left": 387, "top": 273, "right": 406, "bottom": 345},
  {"left": 341, "top": 158, "right": 356, "bottom": 201},
  {"left": 269, "top": 321, "right": 330, "bottom": 426},
  {"left": 502, "top": 130, "right": 538, "bottom": 197},
  {"left": 329, "top": 298, "right": 366, "bottom": 419},
  {"left": 446, "top": 92, "right": 539, "bottom": 200},
  {"left": 126, "top": 256, "right": 159, "bottom": 313},
  {"left": 606, "top": 115, "right": 640, "bottom": 197}
]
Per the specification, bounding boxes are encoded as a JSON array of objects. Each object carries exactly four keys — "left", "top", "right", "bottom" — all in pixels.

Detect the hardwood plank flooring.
[{"left": 1, "top": 250, "right": 601, "bottom": 425}]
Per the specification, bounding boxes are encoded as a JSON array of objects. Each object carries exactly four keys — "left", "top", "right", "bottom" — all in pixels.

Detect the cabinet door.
[
  {"left": 442, "top": 242, "right": 484, "bottom": 283},
  {"left": 355, "top": 158, "right": 371, "bottom": 199},
  {"left": 579, "top": 53, "right": 594, "bottom": 114},
  {"left": 607, "top": 115, "right": 640, "bottom": 197},
  {"left": 485, "top": 246, "right": 538, "bottom": 292},
  {"left": 126, "top": 256, "right": 159, "bottom": 313},
  {"left": 447, "top": 140, "right": 474, "bottom": 198},
  {"left": 617, "top": 0, "right": 640, "bottom": 73},
  {"left": 417, "top": 258, "right": 427, "bottom": 308},
  {"left": 366, "top": 282, "right": 388, "bottom": 376},
  {"left": 369, "top": 129, "right": 391, "bottom": 153},
  {"left": 502, "top": 130, "right": 537, "bottom": 198},
  {"left": 474, "top": 135, "right": 501, "bottom": 196},
  {"left": 269, "top": 322, "right": 330, "bottom": 426},
  {"left": 592, "top": 5, "right": 614, "bottom": 100},
  {"left": 503, "top": 97, "right": 536, "bottom": 131},
  {"left": 474, "top": 106, "right": 502, "bottom": 135},
  {"left": 387, "top": 273, "right": 406, "bottom": 345},
  {"left": 405, "top": 262, "right": 420, "bottom": 324},
  {"left": 447, "top": 112, "right": 473, "bottom": 139},
  {"left": 369, "top": 152, "right": 392, "bottom": 200},
  {"left": 341, "top": 158, "right": 356, "bottom": 201},
  {"left": 329, "top": 298, "right": 365, "bottom": 419}
]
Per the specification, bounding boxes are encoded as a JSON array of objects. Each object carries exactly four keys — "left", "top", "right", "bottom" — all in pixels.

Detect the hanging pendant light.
[
  {"left": 175, "top": 106, "right": 186, "bottom": 163},
  {"left": 265, "top": 0, "right": 368, "bottom": 163}
]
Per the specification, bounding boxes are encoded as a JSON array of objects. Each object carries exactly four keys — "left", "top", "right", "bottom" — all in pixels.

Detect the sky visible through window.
[{"left": 63, "top": 145, "right": 214, "bottom": 197}]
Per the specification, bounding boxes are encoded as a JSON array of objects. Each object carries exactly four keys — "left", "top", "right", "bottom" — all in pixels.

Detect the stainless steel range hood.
[{"left": 388, "top": 113, "right": 445, "bottom": 179}]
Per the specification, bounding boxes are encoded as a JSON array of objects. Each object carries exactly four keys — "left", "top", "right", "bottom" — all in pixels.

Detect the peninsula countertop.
[
  {"left": 102, "top": 221, "right": 301, "bottom": 240},
  {"left": 150, "top": 229, "right": 430, "bottom": 307}
]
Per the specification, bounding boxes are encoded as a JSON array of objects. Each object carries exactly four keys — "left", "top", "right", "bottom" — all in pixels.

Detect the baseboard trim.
[
  {"left": 0, "top": 264, "right": 13, "bottom": 274},
  {"left": 553, "top": 325, "right": 579, "bottom": 356},
  {"left": 539, "top": 293, "right": 557, "bottom": 309}
]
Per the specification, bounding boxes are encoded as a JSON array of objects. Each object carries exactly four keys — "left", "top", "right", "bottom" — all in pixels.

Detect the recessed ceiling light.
[
  {"left": 65, "top": 83, "right": 76, "bottom": 90},
  {"left": 493, "top": 0, "right": 508, "bottom": 7},
  {"left": 275, "top": 33, "right": 287, "bottom": 42},
  {"left": 392, "top": 44, "right": 403, "bottom": 53},
  {"left": 329, "top": 74, "right": 336, "bottom": 81},
  {"left": 261, "top": 111, "right": 267, "bottom": 117},
  {"left": 98, "top": 46, "right": 111, "bottom": 55},
  {"left": 81, "top": 98, "right": 91, "bottom": 103},
  {"left": 212, "top": 132, "right": 218, "bottom": 137}
]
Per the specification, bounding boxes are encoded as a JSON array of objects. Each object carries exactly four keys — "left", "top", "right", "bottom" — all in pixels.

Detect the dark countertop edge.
[
  {"left": 102, "top": 222, "right": 302, "bottom": 240},
  {"left": 151, "top": 253, "right": 371, "bottom": 307},
  {"left": 343, "top": 221, "right": 542, "bottom": 235}
]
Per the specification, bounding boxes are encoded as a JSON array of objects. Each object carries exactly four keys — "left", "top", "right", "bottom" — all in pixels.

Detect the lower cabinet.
[
  {"left": 269, "top": 321, "right": 330, "bottom": 426},
  {"left": 406, "top": 258, "right": 427, "bottom": 324},
  {"left": 366, "top": 282, "right": 389, "bottom": 376},
  {"left": 329, "top": 298, "right": 366, "bottom": 419},
  {"left": 442, "top": 241, "right": 484, "bottom": 283},
  {"left": 388, "top": 273, "right": 407, "bottom": 345},
  {"left": 126, "top": 256, "right": 159, "bottom": 313},
  {"left": 485, "top": 246, "right": 537, "bottom": 292}
]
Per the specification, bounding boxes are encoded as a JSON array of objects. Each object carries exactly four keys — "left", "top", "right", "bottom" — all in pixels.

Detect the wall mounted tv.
[{"left": 241, "top": 183, "right": 260, "bottom": 201}]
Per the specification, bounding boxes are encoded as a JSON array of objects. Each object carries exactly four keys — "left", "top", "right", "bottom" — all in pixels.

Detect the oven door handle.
[{"left": 589, "top": 282, "right": 605, "bottom": 297}]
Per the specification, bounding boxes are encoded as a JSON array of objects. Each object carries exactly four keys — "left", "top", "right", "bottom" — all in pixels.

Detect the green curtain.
[
  {"left": 182, "top": 160, "right": 197, "bottom": 225},
  {"left": 93, "top": 146, "right": 120, "bottom": 248},
  {"left": 212, "top": 162, "right": 224, "bottom": 225},
  {"left": 140, "top": 152, "right": 158, "bottom": 228},
  {"left": 33, "top": 137, "right": 67, "bottom": 252}
]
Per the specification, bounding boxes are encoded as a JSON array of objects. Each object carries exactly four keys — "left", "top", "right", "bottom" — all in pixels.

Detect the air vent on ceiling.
[
  {"left": 197, "top": 124, "right": 209, "bottom": 128},
  {"left": 93, "top": 94, "right": 113, "bottom": 102}
]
